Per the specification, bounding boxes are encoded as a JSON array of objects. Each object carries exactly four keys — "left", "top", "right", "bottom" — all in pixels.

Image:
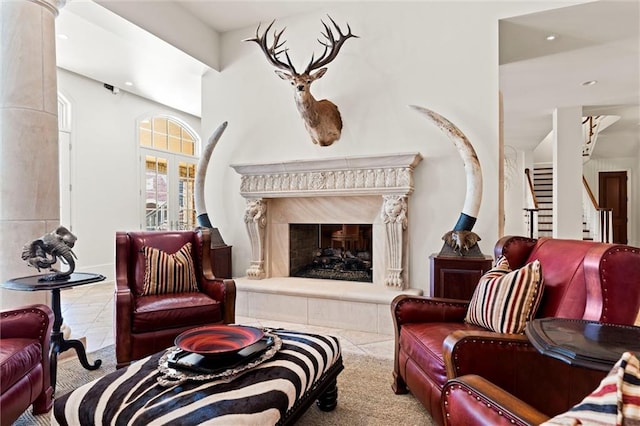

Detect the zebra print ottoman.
[{"left": 52, "top": 330, "right": 343, "bottom": 425}]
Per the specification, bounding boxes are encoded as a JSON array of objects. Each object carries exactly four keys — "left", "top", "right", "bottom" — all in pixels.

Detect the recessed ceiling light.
[
  {"left": 57, "top": 34, "right": 68, "bottom": 40},
  {"left": 581, "top": 80, "right": 598, "bottom": 86},
  {"left": 124, "top": 81, "right": 134, "bottom": 86},
  {"left": 545, "top": 34, "right": 557, "bottom": 41}
]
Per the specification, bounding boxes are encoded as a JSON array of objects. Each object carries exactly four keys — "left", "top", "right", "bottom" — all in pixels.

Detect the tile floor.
[{"left": 61, "top": 281, "right": 396, "bottom": 360}]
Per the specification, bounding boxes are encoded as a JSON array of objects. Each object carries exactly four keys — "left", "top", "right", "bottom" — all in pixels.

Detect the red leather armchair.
[
  {"left": 115, "top": 228, "right": 236, "bottom": 368},
  {"left": 0, "top": 304, "right": 54, "bottom": 426},
  {"left": 391, "top": 236, "right": 640, "bottom": 425}
]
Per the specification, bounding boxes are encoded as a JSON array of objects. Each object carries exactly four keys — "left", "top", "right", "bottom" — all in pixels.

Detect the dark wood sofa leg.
[
  {"left": 32, "top": 385, "right": 53, "bottom": 414},
  {"left": 316, "top": 379, "right": 339, "bottom": 411},
  {"left": 392, "top": 371, "right": 408, "bottom": 394}
]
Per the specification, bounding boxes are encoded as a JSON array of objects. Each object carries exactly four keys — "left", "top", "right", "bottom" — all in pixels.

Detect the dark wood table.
[
  {"left": 430, "top": 253, "right": 493, "bottom": 300},
  {"left": 2, "top": 272, "right": 106, "bottom": 392},
  {"left": 525, "top": 317, "right": 640, "bottom": 372}
]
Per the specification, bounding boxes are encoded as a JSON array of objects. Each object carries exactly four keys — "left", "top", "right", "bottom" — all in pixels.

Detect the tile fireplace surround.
[{"left": 231, "top": 153, "right": 424, "bottom": 334}]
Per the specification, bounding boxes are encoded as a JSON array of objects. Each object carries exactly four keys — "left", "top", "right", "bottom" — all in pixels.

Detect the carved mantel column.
[
  {"left": 243, "top": 199, "right": 267, "bottom": 279},
  {"left": 381, "top": 195, "right": 408, "bottom": 289}
]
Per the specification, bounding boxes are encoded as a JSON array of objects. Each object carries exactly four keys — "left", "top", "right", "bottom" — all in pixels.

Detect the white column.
[
  {"left": 552, "top": 107, "right": 583, "bottom": 239},
  {"left": 1, "top": 0, "right": 64, "bottom": 309}
]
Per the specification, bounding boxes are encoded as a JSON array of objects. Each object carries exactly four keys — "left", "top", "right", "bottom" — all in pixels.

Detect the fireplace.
[
  {"left": 231, "top": 152, "right": 422, "bottom": 290},
  {"left": 290, "top": 223, "right": 373, "bottom": 283}
]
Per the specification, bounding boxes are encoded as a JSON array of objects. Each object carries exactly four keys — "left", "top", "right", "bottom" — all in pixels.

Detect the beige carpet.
[{"left": 15, "top": 346, "right": 433, "bottom": 425}]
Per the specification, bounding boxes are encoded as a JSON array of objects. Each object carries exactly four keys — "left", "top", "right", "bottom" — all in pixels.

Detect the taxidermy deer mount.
[{"left": 245, "top": 16, "right": 358, "bottom": 147}]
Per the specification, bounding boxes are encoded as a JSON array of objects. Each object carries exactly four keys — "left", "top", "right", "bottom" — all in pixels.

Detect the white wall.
[
  {"left": 56, "top": 69, "right": 201, "bottom": 280},
  {"left": 5, "top": 2, "right": 575, "bottom": 303},
  {"left": 534, "top": 133, "right": 553, "bottom": 163},
  {"left": 503, "top": 146, "right": 528, "bottom": 237},
  {"left": 200, "top": 2, "right": 566, "bottom": 294}
]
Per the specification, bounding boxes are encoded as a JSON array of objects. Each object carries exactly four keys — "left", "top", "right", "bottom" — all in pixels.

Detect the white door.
[
  {"left": 141, "top": 150, "right": 197, "bottom": 231},
  {"left": 59, "top": 130, "right": 72, "bottom": 229}
]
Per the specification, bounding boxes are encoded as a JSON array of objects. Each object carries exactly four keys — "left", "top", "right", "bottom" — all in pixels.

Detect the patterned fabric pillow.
[
  {"left": 465, "top": 256, "right": 544, "bottom": 334},
  {"left": 541, "top": 351, "right": 640, "bottom": 426},
  {"left": 142, "top": 242, "right": 198, "bottom": 295}
]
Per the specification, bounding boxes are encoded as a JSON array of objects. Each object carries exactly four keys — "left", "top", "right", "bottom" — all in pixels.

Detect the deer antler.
[
  {"left": 304, "top": 15, "right": 358, "bottom": 74},
  {"left": 245, "top": 16, "right": 358, "bottom": 147},
  {"left": 244, "top": 21, "right": 298, "bottom": 74}
]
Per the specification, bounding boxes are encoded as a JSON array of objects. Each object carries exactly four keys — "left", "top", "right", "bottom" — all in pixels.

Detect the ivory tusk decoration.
[
  {"left": 410, "top": 105, "right": 482, "bottom": 230},
  {"left": 195, "top": 121, "right": 228, "bottom": 225}
]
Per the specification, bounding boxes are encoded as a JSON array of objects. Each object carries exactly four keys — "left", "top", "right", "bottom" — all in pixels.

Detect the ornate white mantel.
[{"left": 231, "top": 152, "right": 423, "bottom": 290}]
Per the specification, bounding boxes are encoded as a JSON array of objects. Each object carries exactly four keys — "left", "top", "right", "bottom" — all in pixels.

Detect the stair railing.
[
  {"left": 582, "top": 176, "right": 613, "bottom": 243},
  {"left": 523, "top": 168, "right": 539, "bottom": 239},
  {"left": 582, "top": 116, "right": 602, "bottom": 159}
]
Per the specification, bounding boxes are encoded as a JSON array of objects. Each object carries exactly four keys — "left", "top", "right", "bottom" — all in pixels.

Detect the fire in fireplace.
[{"left": 289, "top": 224, "right": 373, "bottom": 283}]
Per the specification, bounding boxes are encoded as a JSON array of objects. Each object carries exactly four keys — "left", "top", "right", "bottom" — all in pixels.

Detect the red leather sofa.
[
  {"left": 0, "top": 304, "right": 54, "bottom": 426},
  {"left": 115, "top": 228, "right": 236, "bottom": 368},
  {"left": 391, "top": 236, "right": 640, "bottom": 425}
]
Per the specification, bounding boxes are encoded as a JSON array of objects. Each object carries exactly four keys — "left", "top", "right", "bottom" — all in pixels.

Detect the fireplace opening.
[{"left": 289, "top": 224, "right": 373, "bottom": 283}]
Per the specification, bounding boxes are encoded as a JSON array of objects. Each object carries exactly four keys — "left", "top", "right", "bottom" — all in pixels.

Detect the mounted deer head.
[{"left": 245, "top": 16, "right": 357, "bottom": 147}]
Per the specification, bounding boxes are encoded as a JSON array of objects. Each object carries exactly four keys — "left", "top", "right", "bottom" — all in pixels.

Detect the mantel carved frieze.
[{"left": 231, "top": 152, "right": 422, "bottom": 198}]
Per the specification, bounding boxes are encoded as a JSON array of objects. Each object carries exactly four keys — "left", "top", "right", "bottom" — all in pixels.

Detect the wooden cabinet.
[
  {"left": 430, "top": 253, "right": 493, "bottom": 300},
  {"left": 210, "top": 245, "right": 232, "bottom": 279}
]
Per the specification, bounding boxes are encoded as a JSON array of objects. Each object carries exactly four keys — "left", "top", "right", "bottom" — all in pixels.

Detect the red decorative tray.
[{"left": 174, "top": 325, "right": 265, "bottom": 358}]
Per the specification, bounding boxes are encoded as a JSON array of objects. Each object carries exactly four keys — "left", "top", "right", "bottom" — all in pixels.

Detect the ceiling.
[
  {"left": 54, "top": 1, "right": 639, "bottom": 159},
  {"left": 499, "top": 0, "right": 639, "bottom": 158}
]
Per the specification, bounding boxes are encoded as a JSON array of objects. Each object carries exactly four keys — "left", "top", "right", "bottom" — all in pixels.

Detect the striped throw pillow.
[
  {"left": 465, "top": 256, "right": 544, "bottom": 334},
  {"left": 142, "top": 242, "right": 198, "bottom": 295},
  {"left": 542, "top": 351, "right": 640, "bottom": 425}
]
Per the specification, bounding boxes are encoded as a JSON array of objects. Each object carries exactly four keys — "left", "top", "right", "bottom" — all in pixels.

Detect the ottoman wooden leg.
[{"left": 316, "top": 379, "right": 338, "bottom": 411}]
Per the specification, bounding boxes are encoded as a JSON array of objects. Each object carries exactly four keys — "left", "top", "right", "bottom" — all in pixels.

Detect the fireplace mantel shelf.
[{"left": 231, "top": 152, "right": 423, "bottom": 198}]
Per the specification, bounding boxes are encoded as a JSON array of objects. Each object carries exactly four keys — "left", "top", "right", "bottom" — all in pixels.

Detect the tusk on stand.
[
  {"left": 410, "top": 105, "right": 482, "bottom": 232},
  {"left": 195, "top": 121, "right": 228, "bottom": 228}
]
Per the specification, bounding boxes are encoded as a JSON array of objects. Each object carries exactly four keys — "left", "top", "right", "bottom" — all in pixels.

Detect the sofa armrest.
[
  {"left": 195, "top": 228, "right": 235, "bottom": 324},
  {"left": 442, "top": 375, "right": 549, "bottom": 426},
  {"left": 201, "top": 277, "right": 236, "bottom": 324},
  {"left": 0, "top": 304, "right": 54, "bottom": 342},
  {"left": 391, "top": 295, "right": 469, "bottom": 328},
  {"left": 443, "top": 329, "right": 608, "bottom": 418},
  {"left": 115, "top": 232, "right": 132, "bottom": 294},
  {"left": 114, "top": 285, "right": 133, "bottom": 368},
  {"left": 0, "top": 304, "right": 55, "bottom": 416},
  {"left": 443, "top": 330, "right": 533, "bottom": 379}
]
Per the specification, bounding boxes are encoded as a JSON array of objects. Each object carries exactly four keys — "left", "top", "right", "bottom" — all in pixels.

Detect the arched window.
[
  {"left": 139, "top": 116, "right": 196, "bottom": 155},
  {"left": 139, "top": 116, "right": 200, "bottom": 230}
]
